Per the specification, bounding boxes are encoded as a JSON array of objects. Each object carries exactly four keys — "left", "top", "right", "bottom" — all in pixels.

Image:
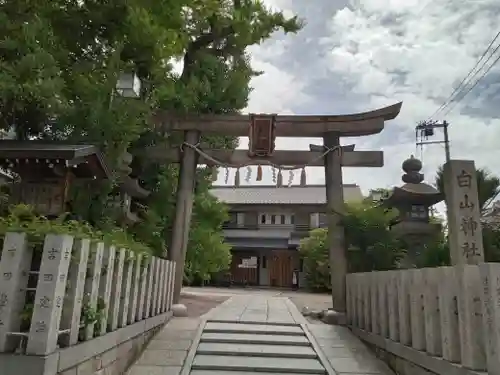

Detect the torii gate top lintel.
[{"left": 154, "top": 102, "right": 402, "bottom": 137}]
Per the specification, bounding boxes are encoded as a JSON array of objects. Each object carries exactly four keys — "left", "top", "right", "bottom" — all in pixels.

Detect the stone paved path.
[{"left": 128, "top": 293, "right": 394, "bottom": 375}]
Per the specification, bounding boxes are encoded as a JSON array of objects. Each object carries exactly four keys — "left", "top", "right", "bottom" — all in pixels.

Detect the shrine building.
[{"left": 210, "top": 184, "right": 364, "bottom": 288}]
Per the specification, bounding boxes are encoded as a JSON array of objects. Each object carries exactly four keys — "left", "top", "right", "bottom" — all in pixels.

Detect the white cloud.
[
  {"left": 320, "top": 0, "right": 500, "bottom": 194},
  {"left": 217, "top": 0, "right": 500, "bottom": 201},
  {"left": 245, "top": 55, "right": 308, "bottom": 114}
]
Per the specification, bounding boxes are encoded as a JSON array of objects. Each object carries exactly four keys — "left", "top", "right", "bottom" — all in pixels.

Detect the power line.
[
  {"left": 441, "top": 48, "right": 500, "bottom": 117},
  {"left": 428, "top": 30, "right": 500, "bottom": 120},
  {"left": 418, "top": 30, "right": 500, "bottom": 163}
]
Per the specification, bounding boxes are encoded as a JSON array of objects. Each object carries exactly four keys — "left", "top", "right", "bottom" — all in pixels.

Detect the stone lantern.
[{"left": 382, "top": 155, "right": 444, "bottom": 267}]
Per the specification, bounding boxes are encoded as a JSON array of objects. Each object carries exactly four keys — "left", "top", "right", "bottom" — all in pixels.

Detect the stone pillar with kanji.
[{"left": 443, "top": 160, "right": 484, "bottom": 264}]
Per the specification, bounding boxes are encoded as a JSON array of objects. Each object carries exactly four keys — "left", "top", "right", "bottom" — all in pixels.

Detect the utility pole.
[
  {"left": 443, "top": 121, "right": 450, "bottom": 162},
  {"left": 415, "top": 120, "right": 451, "bottom": 163}
]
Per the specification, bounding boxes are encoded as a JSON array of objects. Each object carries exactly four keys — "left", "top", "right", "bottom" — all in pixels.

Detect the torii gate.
[{"left": 148, "top": 102, "right": 402, "bottom": 317}]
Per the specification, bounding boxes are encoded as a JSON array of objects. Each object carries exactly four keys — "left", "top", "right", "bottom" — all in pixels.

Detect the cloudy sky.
[{"left": 215, "top": 0, "right": 500, "bottom": 197}]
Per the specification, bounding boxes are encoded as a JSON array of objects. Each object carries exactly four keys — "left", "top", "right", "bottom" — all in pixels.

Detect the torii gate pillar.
[
  {"left": 324, "top": 132, "right": 347, "bottom": 313},
  {"left": 169, "top": 130, "right": 200, "bottom": 303}
]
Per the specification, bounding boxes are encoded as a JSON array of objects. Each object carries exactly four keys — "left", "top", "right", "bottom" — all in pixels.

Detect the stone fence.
[
  {"left": 346, "top": 265, "right": 500, "bottom": 375},
  {"left": 0, "top": 232, "right": 176, "bottom": 375}
]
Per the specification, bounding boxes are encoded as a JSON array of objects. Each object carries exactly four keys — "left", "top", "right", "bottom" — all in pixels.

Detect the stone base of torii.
[{"left": 148, "top": 102, "right": 403, "bottom": 318}]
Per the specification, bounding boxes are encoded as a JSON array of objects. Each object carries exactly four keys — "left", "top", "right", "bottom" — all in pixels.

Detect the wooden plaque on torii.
[{"left": 248, "top": 114, "right": 276, "bottom": 158}]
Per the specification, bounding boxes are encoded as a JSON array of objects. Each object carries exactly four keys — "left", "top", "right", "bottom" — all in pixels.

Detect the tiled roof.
[{"left": 209, "top": 185, "right": 363, "bottom": 205}]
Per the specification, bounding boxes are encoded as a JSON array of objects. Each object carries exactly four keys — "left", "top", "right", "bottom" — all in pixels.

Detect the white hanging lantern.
[{"left": 116, "top": 72, "right": 141, "bottom": 98}]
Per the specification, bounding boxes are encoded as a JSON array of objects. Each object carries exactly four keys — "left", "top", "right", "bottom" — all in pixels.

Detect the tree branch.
[
  {"left": 181, "top": 25, "right": 235, "bottom": 81},
  {"left": 180, "top": 0, "right": 243, "bottom": 82}
]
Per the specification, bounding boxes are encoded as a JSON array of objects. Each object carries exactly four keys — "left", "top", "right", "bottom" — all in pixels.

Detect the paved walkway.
[{"left": 128, "top": 294, "right": 394, "bottom": 375}]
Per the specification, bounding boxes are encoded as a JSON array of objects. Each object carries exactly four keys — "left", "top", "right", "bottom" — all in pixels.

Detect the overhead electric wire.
[
  {"left": 427, "top": 30, "right": 500, "bottom": 120},
  {"left": 440, "top": 49, "right": 500, "bottom": 117}
]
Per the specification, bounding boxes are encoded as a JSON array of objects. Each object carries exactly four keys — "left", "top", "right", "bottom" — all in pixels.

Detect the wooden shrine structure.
[
  {"left": 149, "top": 102, "right": 403, "bottom": 314},
  {"left": 0, "top": 142, "right": 110, "bottom": 216}
]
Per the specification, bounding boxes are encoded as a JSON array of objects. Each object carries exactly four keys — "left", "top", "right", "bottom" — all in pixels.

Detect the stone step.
[
  {"left": 204, "top": 322, "right": 304, "bottom": 336},
  {"left": 200, "top": 332, "right": 310, "bottom": 346},
  {"left": 191, "top": 354, "right": 326, "bottom": 374},
  {"left": 197, "top": 342, "right": 318, "bottom": 358},
  {"left": 208, "top": 319, "right": 299, "bottom": 327},
  {"left": 191, "top": 371, "right": 321, "bottom": 375}
]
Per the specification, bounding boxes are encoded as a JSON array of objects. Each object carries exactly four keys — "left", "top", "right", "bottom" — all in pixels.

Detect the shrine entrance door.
[{"left": 269, "top": 250, "right": 293, "bottom": 288}]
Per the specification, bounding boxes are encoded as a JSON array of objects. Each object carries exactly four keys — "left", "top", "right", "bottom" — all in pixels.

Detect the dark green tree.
[
  {"left": 0, "top": 0, "right": 302, "bottom": 279},
  {"left": 299, "top": 201, "right": 402, "bottom": 291}
]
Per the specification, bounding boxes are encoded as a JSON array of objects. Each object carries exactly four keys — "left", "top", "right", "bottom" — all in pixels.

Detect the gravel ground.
[{"left": 178, "top": 292, "right": 229, "bottom": 318}]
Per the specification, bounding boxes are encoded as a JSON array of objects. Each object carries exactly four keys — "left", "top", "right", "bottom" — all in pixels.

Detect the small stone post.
[
  {"left": 128, "top": 253, "right": 142, "bottom": 324},
  {"left": 119, "top": 250, "right": 134, "bottom": 328},
  {"left": 438, "top": 266, "right": 460, "bottom": 362},
  {"left": 84, "top": 241, "right": 104, "bottom": 340},
  {"left": 136, "top": 256, "right": 148, "bottom": 321},
  {"left": 27, "top": 234, "right": 74, "bottom": 355},
  {"left": 144, "top": 257, "right": 155, "bottom": 318},
  {"left": 168, "top": 261, "right": 176, "bottom": 310},
  {"left": 98, "top": 245, "right": 116, "bottom": 336},
  {"left": 60, "top": 238, "right": 90, "bottom": 346},
  {"left": 109, "top": 249, "right": 126, "bottom": 331},
  {"left": 157, "top": 259, "right": 166, "bottom": 315},
  {"left": 480, "top": 263, "right": 500, "bottom": 375},
  {"left": 0, "top": 233, "right": 32, "bottom": 352}
]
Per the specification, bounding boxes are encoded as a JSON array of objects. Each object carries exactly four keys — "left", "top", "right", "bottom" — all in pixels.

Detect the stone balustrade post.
[
  {"left": 26, "top": 234, "right": 74, "bottom": 355},
  {"left": 128, "top": 253, "right": 142, "bottom": 324},
  {"left": 480, "top": 263, "right": 500, "bottom": 375},
  {"left": 0, "top": 233, "right": 32, "bottom": 352},
  {"left": 60, "top": 238, "right": 90, "bottom": 346}
]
